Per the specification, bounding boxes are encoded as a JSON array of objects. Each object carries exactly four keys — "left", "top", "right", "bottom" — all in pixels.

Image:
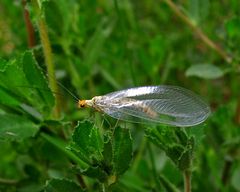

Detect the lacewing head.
[
  {"left": 78, "top": 100, "right": 87, "bottom": 108},
  {"left": 78, "top": 99, "right": 94, "bottom": 108}
]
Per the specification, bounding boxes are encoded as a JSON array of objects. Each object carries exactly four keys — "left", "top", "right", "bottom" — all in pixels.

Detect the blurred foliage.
[{"left": 0, "top": 0, "right": 240, "bottom": 191}]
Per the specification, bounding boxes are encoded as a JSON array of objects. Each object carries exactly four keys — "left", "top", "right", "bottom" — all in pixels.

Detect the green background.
[{"left": 0, "top": 0, "right": 240, "bottom": 191}]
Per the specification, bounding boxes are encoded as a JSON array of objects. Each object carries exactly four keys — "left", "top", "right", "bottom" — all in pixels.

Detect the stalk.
[
  {"left": 32, "top": 0, "right": 61, "bottom": 118},
  {"left": 22, "top": 0, "right": 35, "bottom": 48},
  {"left": 183, "top": 170, "right": 191, "bottom": 192}
]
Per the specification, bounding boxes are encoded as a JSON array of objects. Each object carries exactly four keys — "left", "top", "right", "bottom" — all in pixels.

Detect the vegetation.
[{"left": 0, "top": 0, "right": 240, "bottom": 191}]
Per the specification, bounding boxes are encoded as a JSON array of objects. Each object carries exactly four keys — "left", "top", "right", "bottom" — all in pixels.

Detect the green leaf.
[
  {"left": 0, "top": 52, "right": 55, "bottom": 118},
  {"left": 178, "top": 137, "right": 194, "bottom": 171},
  {"left": 45, "top": 178, "right": 83, "bottom": 192},
  {"left": 103, "top": 131, "right": 113, "bottom": 166},
  {"left": 146, "top": 127, "right": 194, "bottom": 171},
  {"left": 0, "top": 114, "right": 39, "bottom": 141},
  {"left": 71, "top": 120, "right": 104, "bottom": 163},
  {"left": 186, "top": 64, "right": 224, "bottom": 79},
  {"left": 22, "top": 51, "right": 55, "bottom": 112},
  {"left": 188, "top": 0, "right": 210, "bottom": 25},
  {"left": 175, "top": 129, "right": 188, "bottom": 146},
  {"left": 112, "top": 126, "right": 132, "bottom": 176},
  {"left": 0, "top": 86, "right": 20, "bottom": 107},
  {"left": 166, "top": 144, "right": 185, "bottom": 166},
  {"left": 80, "top": 166, "right": 108, "bottom": 182},
  {"left": 145, "top": 126, "right": 176, "bottom": 151}
]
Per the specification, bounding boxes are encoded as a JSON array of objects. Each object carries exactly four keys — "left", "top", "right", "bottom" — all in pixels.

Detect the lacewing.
[{"left": 77, "top": 85, "right": 210, "bottom": 127}]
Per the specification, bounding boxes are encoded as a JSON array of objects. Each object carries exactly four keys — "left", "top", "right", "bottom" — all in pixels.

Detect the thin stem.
[
  {"left": 0, "top": 178, "right": 18, "bottom": 185},
  {"left": 32, "top": 0, "right": 61, "bottom": 118},
  {"left": 162, "top": 0, "right": 232, "bottom": 63},
  {"left": 22, "top": 0, "right": 35, "bottom": 48},
  {"left": 101, "top": 182, "right": 108, "bottom": 192},
  {"left": 148, "top": 142, "right": 162, "bottom": 190},
  {"left": 184, "top": 170, "right": 191, "bottom": 192},
  {"left": 76, "top": 174, "right": 87, "bottom": 190},
  {"left": 221, "top": 158, "right": 233, "bottom": 186}
]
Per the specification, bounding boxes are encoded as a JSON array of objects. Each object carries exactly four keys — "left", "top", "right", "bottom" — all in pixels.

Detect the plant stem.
[
  {"left": 101, "top": 182, "right": 108, "bottom": 192},
  {"left": 0, "top": 178, "right": 18, "bottom": 185},
  {"left": 148, "top": 142, "right": 162, "bottom": 190},
  {"left": 162, "top": 0, "right": 232, "bottom": 63},
  {"left": 221, "top": 158, "right": 233, "bottom": 186},
  {"left": 32, "top": 0, "right": 61, "bottom": 118},
  {"left": 183, "top": 170, "right": 191, "bottom": 192},
  {"left": 22, "top": 0, "right": 35, "bottom": 48}
]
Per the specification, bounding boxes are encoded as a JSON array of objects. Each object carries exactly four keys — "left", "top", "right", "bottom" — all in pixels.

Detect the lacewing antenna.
[{"left": 39, "top": 67, "right": 81, "bottom": 102}]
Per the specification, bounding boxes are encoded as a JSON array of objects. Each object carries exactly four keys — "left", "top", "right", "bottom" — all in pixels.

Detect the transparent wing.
[{"left": 96, "top": 86, "right": 210, "bottom": 127}]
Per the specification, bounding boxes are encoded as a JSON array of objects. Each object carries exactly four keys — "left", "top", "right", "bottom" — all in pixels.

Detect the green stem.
[
  {"left": 32, "top": 0, "right": 61, "bottom": 118},
  {"left": 148, "top": 142, "right": 162, "bottom": 190},
  {"left": 101, "top": 182, "right": 109, "bottom": 192},
  {"left": 0, "top": 178, "right": 18, "bottom": 185},
  {"left": 183, "top": 170, "right": 191, "bottom": 192},
  {"left": 221, "top": 158, "right": 233, "bottom": 186}
]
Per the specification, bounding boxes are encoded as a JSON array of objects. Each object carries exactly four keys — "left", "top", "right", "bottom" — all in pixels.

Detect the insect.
[{"left": 77, "top": 85, "right": 211, "bottom": 127}]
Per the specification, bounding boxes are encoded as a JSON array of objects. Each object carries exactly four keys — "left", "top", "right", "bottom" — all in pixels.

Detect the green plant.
[{"left": 1, "top": 0, "right": 240, "bottom": 192}]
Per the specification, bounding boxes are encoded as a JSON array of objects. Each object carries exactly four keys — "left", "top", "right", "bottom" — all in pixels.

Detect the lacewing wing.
[{"left": 78, "top": 85, "right": 211, "bottom": 127}]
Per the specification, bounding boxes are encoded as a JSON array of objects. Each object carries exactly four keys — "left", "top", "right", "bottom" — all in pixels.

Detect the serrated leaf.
[
  {"left": 186, "top": 64, "right": 224, "bottom": 79},
  {"left": 71, "top": 121, "right": 104, "bottom": 163},
  {"left": 112, "top": 126, "right": 132, "bottom": 176},
  {"left": 80, "top": 165, "right": 108, "bottom": 182},
  {"left": 166, "top": 144, "right": 185, "bottom": 166},
  {"left": 45, "top": 178, "right": 83, "bottom": 192},
  {"left": 178, "top": 150, "right": 192, "bottom": 171},
  {"left": 147, "top": 126, "right": 195, "bottom": 171},
  {"left": 175, "top": 129, "right": 188, "bottom": 146},
  {"left": 22, "top": 51, "right": 55, "bottom": 112},
  {"left": 145, "top": 126, "right": 176, "bottom": 150},
  {"left": 0, "top": 52, "right": 54, "bottom": 117},
  {"left": 178, "top": 137, "right": 194, "bottom": 171},
  {"left": 0, "top": 114, "right": 39, "bottom": 141}
]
